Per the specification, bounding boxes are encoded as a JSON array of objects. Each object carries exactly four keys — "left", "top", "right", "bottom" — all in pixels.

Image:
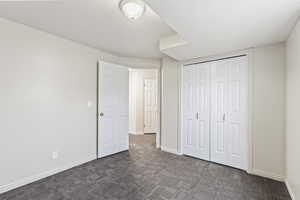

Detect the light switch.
[
  {"left": 52, "top": 151, "right": 59, "bottom": 160},
  {"left": 87, "top": 101, "right": 93, "bottom": 108}
]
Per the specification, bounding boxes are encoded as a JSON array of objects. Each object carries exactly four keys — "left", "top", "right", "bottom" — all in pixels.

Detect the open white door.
[
  {"left": 144, "top": 79, "right": 158, "bottom": 133},
  {"left": 98, "top": 61, "right": 129, "bottom": 158}
]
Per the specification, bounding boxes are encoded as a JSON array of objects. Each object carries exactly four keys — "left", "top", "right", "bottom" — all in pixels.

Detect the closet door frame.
[{"left": 180, "top": 51, "right": 253, "bottom": 172}]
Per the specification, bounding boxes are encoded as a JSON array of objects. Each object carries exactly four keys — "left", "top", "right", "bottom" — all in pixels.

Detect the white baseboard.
[
  {"left": 0, "top": 155, "right": 96, "bottom": 194},
  {"left": 248, "top": 168, "right": 285, "bottom": 182},
  {"left": 285, "top": 179, "right": 296, "bottom": 200},
  {"left": 161, "top": 146, "right": 182, "bottom": 155},
  {"left": 156, "top": 132, "right": 160, "bottom": 148},
  {"left": 128, "top": 131, "right": 144, "bottom": 135}
]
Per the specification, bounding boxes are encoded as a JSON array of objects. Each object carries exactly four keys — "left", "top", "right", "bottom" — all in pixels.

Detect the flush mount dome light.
[{"left": 120, "top": 0, "right": 146, "bottom": 20}]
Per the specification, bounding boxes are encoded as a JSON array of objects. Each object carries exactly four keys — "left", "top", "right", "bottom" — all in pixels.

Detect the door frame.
[
  {"left": 96, "top": 61, "right": 99, "bottom": 159},
  {"left": 128, "top": 68, "right": 161, "bottom": 148},
  {"left": 179, "top": 49, "right": 253, "bottom": 172}
]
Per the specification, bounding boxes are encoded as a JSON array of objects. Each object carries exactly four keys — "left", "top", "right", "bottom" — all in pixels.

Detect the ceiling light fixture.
[{"left": 119, "top": 0, "right": 146, "bottom": 20}]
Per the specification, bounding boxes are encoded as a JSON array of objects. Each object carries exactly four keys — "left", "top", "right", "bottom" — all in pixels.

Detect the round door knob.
[{"left": 99, "top": 112, "right": 104, "bottom": 117}]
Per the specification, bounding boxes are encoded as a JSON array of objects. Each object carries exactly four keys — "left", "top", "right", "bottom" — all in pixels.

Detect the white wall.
[
  {"left": 0, "top": 17, "right": 159, "bottom": 193},
  {"left": 286, "top": 19, "right": 300, "bottom": 200},
  {"left": 252, "top": 43, "right": 286, "bottom": 179},
  {"left": 161, "top": 56, "right": 181, "bottom": 153},
  {"left": 129, "top": 69, "right": 157, "bottom": 135},
  {"left": 161, "top": 43, "right": 286, "bottom": 180}
]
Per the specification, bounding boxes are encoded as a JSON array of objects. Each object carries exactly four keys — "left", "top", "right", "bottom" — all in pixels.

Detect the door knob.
[{"left": 99, "top": 112, "right": 104, "bottom": 117}]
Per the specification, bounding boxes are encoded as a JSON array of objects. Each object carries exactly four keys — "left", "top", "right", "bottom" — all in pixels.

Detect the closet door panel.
[
  {"left": 182, "top": 66, "right": 198, "bottom": 157},
  {"left": 210, "top": 60, "right": 229, "bottom": 165},
  {"left": 227, "top": 57, "right": 247, "bottom": 169},
  {"left": 182, "top": 64, "right": 210, "bottom": 160},
  {"left": 194, "top": 63, "right": 210, "bottom": 160}
]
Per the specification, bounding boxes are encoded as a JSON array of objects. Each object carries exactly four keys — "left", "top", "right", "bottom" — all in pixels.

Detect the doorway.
[
  {"left": 181, "top": 55, "right": 248, "bottom": 170},
  {"left": 128, "top": 69, "right": 160, "bottom": 149},
  {"left": 97, "top": 63, "right": 160, "bottom": 158}
]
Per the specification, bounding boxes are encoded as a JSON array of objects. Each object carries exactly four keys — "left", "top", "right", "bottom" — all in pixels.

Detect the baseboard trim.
[
  {"left": 161, "top": 146, "right": 182, "bottom": 155},
  {"left": 156, "top": 132, "right": 161, "bottom": 149},
  {"left": 249, "top": 168, "right": 285, "bottom": 182},
  {"left": 0, "top": 155, "right": 96, "bottom": 194},
  {"left": 285, "top": 179, "right": 296, "bottom": 200},
  {"left": 128, "top": 131, "right": 144, "bottom": 135}
]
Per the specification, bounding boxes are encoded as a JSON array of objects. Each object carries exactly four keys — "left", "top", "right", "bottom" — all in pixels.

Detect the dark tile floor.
[{"left": 0, "top": 134, "right": 291, "bottom": 200}]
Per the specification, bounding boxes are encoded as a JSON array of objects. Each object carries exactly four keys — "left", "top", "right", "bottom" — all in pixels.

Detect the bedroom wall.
[
  {"left": 161, "top": 56, "right": 181, "bottom": 153},
  {"left": 0, "top": 17, "right": 159, "bottom": 193},
  {"left": 251, "top": 43, "right": 286, "bottom": 180},
  {"left": 286, "top": 18, "right": 300, "bottom": 200}
]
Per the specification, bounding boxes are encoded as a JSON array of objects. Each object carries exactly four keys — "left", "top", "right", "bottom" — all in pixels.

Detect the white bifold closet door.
[
  {"left": 182, "top": 56, "right": 248, "bottom": 170},
  {"left": 182, "top": 63, "right": 210, "bottom": 161},
  {"left": 98, "top": 61, "right": 129, "bottom": 158},
  {"left": 210, "top": 57, "right": 248, "bottom": 169}
]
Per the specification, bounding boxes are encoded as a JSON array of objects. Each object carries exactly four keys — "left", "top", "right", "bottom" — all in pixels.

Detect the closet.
[{"left": 182, "top": 56, "right": 248, "bottom": 170}]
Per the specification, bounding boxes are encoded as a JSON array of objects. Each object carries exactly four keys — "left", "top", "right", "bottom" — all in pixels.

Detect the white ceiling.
[
  {"left": 0, "top": 0, "right": 175, "bottom": 59},
  {"left": 145, "top": 0, "right": 300, "bottom": 60},
  {"left": 0, "top": 0, "right": 300, "bottom": 60}
]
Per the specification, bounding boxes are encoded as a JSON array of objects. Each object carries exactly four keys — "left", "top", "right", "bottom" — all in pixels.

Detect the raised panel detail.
[
  {"left": 216, "top": 122, "right": 225, "bottom": 152},
  {"left": 199, "top": 83, "right": 205, "bottom": 112},
  {"left": 231, "top": 123, "right": 240, "bottom": 156},
  {"left": 232, "top": 80, "right": 240, "bottom": 112},
  {"left": 216, "top": 82, "right": 225, "bottom": 114},
  {"left": 102, "top": 118, "right": 113, "bottom": 142},
  {"left": 198, "top": 120, "right": 205, "bottom": 149},
  {"left": 186, "top": 119, "right": 193, "bottom": 145}
]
